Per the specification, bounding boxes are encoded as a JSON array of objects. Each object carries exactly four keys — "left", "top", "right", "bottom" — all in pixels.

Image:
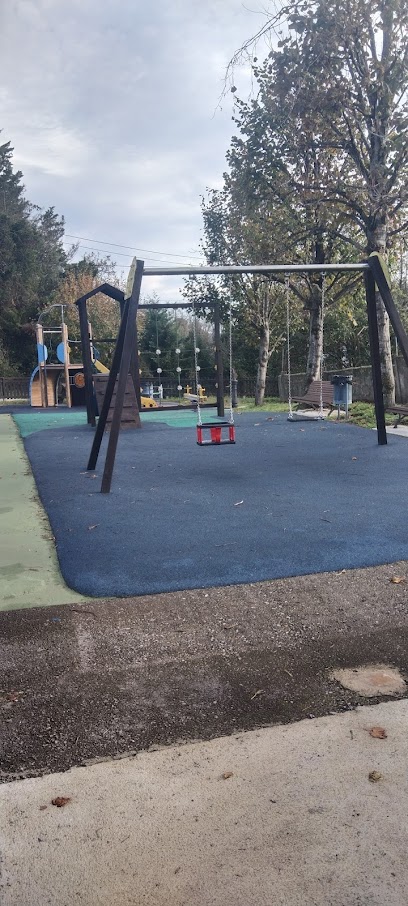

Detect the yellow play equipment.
[
  {"left": 140, "top": 394, "right": 158, "bottom": 409},
  {"left": 184, "top": 383, "right": 208, "bottom": 403}
]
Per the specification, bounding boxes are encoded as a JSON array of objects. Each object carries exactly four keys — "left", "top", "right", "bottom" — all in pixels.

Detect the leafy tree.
[
  {"left": 186, "top": 134, "right": 360, "bottom": 402},
  {"left": 226, "top": 38, "right": 372, "bottom": 387},
  {"left": 55, "top": 255, "right": 122, "bottom": 366},
  {"left": 184, "top": 185, "right": 292, "bottom": 404},
  {"left": 138, "top": 305, "right": 179, "bottom": 382},
  {"left": 227, "top": 0, "right": 408, "bottom": 404}
]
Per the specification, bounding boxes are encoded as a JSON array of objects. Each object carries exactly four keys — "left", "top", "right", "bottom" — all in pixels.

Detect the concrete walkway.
[
  {"left": 1, "top": 699, "right": 407, "bottom": 906},
  {"left": 0, "top": 415, "right": 84, "bottom": 609}
]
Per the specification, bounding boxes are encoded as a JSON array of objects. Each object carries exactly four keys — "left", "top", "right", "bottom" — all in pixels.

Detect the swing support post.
[{"left": 364, "top": 268, "right": 387, "bottom": 445}]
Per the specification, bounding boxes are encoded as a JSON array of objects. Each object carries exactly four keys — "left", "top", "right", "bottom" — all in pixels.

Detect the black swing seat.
[{"left": 196, "top": 421, "right": 235, "bottom": 446}]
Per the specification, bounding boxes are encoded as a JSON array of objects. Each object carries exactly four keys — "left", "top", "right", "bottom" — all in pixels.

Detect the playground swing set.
[
  {"left": 72, "top": 252, "right": 408, "bottom": 494},
  {"left": 192, "top": 299, "right": 236, "bottom": 446}
]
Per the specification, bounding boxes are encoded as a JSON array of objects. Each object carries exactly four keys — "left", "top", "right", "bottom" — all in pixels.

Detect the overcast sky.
[{"left": 1, "top": 0, "right": 271, "bottom": 300}]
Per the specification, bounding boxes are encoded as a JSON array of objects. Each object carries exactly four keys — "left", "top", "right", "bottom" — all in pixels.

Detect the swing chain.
[
  {"left": 317, "top": 275, "right": 326, "bottom": 419},
  {"left": 228, "top": 299, "right": 234, "bottom": 425},
  {"left": 285, "top": 276, "right": 294, "bottom": 420},
  {"left": 192, "top": 304, "right": 202, "bottom": 426},
  {"left": 286, "top": 272, "right": 326, "bottom": 422}
]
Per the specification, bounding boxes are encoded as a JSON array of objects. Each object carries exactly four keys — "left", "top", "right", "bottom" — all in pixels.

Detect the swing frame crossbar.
[{"left": 78, "top": 254, "right": 408, "bottom": 493}]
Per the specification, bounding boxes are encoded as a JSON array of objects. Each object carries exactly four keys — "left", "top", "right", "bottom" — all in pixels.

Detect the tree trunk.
[
  {"left": 305, "top": 286, "right": 323, "bottom": 386},
  {"left": 255, "top": 324, "right": 270, "bottom": 405},
  {"left": 367, "top": 224, "right": 395, "bottom": 406},
  {"left": 375, "top": 294, "right": 395, "bottom": 406}
]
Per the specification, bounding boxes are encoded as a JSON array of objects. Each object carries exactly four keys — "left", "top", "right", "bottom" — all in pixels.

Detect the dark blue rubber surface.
[{"left": 22, "top": 413, "right": 408, "bottom": 597}]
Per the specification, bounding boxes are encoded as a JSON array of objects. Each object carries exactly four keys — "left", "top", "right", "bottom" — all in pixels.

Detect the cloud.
[
  {"left": 11, "top": 125, "right": 92, "bottom": 179},
  {"left": 1, "top": 0, "right": 267, "bottom": 296}
]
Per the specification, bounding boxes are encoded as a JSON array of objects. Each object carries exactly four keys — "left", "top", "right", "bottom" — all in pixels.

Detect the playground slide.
[{"left": 94, "top": 359, "right": 109, "bottom": 374}]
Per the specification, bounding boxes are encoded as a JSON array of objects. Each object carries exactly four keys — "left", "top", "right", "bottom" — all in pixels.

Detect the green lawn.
[
  {"left": 237, "top": 397, "right": 397, "bottom": 429},
  {"left": 237, "top": 397, "right": 289, "bottom": 413}
]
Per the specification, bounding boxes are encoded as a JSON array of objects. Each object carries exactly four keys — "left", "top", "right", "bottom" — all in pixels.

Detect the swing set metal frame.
[{"left": 78, "top": 254, "right": 408, "bottom": 493}]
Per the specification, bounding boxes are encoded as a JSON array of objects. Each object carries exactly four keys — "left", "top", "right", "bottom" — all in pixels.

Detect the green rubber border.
[{"left": 0, "top": 415, "right": 86, "bottom": 610}]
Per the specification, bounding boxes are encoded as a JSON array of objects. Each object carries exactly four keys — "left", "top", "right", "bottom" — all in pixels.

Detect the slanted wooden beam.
[
  {"left": 368, "top": 253, "right": 408, "bottom": 368},
  {"left": 99, "top": 259, "right": 144, "bottom": 493}
]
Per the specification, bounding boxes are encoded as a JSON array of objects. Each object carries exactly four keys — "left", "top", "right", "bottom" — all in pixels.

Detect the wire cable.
[{"left": 64, "top": 233, "right": 203, "bottom": 260}]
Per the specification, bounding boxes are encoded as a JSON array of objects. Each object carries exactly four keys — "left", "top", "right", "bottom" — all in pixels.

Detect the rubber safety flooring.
[{"left": 14, "top": 410, "right": 408, "bottom": 597}]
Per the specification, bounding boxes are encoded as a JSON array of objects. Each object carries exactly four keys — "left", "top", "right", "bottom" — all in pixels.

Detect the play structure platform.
[{"left": 29, "top": 364, "right": 86, "bottom": 407}]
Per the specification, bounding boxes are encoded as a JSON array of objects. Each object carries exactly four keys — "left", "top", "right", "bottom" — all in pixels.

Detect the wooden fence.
[{"left": 0, "top": 377, "right": 30, "bottom": 401}]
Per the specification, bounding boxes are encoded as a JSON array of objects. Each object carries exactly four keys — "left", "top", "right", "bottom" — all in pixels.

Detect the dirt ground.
[{"left": 1, "top": 560, "right": 408, "bottom": 782}]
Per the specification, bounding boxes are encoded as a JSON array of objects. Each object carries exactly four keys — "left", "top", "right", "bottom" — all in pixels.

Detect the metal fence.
[
  {"left": 0, "top": 373, "right": 280, "bottom": 403},
  {"left": 238, "top": 376, "right": 279, "bottom": 398},
  {"left": 0, "top": 377, "right": 30, "bottom": 401}
]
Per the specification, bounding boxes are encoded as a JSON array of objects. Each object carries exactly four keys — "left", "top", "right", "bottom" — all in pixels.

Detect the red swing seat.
[{"left": 196, "top": 421, "right": 235, "bottom": 446}]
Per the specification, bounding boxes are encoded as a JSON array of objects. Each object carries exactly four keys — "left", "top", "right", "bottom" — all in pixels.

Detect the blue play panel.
[{"left": 20, "top": 412, "right": 408, "bottom": 597}]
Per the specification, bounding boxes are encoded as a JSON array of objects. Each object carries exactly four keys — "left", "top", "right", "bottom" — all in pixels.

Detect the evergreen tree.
[{"left": 0, "top": 139, "right": 67, "bottom": 373}]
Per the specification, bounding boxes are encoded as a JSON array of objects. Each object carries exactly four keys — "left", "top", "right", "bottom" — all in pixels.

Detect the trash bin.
[{"left": 331, "top": 375, "right": 353, "bottom": 414}]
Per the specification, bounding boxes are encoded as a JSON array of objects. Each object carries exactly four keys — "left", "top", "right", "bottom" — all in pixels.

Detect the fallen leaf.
[
  {"left": 352, "top": 456, "right": 357, "bottom": 461},
  {"left": 5, "top": 691, "right": 23, "bottom": 703},
  {"left": 39, "top": 805, "right": 47, "bottom": 811},
  {"left": 390, "top": 576, "right": 406, "bottom": 584},
  {"left": 369, "top": 727, "right": 387, "bottom": 739},
  {"left": 234, "top": 500, "right": 244, "bottom": 507},
  {"left": 51, "top": 796, "right": 71, "bottom": 807},
  {"left": 88, "top": 524, "right": 99, "bottom": 531},
  {"left": 251, "top": 689, "right": 265, "bottom": 700},
  {"left": 368, "top": 771, "right": 383, "bottom": 783},
  {"left": 221, "top": 771, "right": 234, "bottom": 780}
]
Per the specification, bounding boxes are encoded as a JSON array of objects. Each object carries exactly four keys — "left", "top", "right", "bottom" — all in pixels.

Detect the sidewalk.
[{"left": 1, "top": 699, "right": 407, "bottom": 906}]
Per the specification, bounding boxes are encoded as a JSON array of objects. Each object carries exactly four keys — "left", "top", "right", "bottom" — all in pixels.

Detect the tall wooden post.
[
  {"left": 100, "top": 259, "right": 144, "bottom": 493},
  {"left": 36, "top": 324, "right": 48, "bottom": 408},
  {"left": 125, "top": 258, "right": 141, "bottom": 409},
  {"left": 86, "top": 260, "right": 144, "bottom": 492},
  {"left": 61, "top": 322, "right": 72, "bottom": 408},
  {"left": 368, "top": 253, "right": 408, "bottom": 368},
  {"left": 87, "top": 299, "right": 131, "bottom": 471},
  {"left": 78, "top": 299, "right": 95, "bottom": 425}
]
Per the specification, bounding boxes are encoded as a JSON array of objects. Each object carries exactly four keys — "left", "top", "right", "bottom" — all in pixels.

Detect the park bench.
[
  {"left": 292, "top": 380, "right": 334, "bottom": 414},
  {"left": 386, "top": 405, "right": 408, "bottom": 428}
]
